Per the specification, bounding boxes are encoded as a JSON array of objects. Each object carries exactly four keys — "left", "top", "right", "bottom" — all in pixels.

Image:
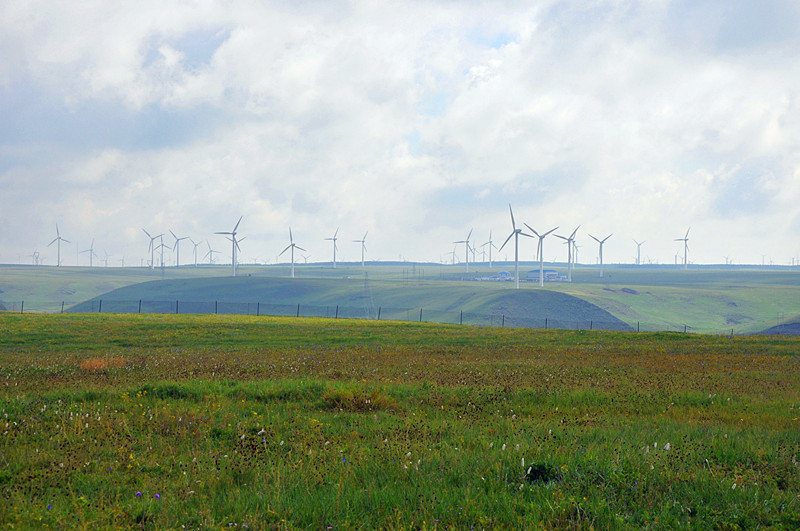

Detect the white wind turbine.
[
  {"left": 170, "top": 230, "right": 189, "bottom": 268},
  {"left": 634, "top": 239, "right": 645, "bottom": 265},
  {"left": 481, "top": 230, "right": 498, "bottom": 268},
  {"left": 588, "top": 233, "right": 612, "bottom": 278},
  {"left": 325, "top": 227, "right": 339, "bottom": 268},
  {"left": 498, "top": 204, "right": 533, "bottom": 289},
  {"left": 81, "top": 239, "right": 98, "bottom": 267},
  {"left": 215, "top": 216, "right": 243, "bottom": 277},
  {"left": 353, "top": 232, "right": 368, "bottom": 267},
  {"left": 279, "top": 227, "right": 306, "bottom": 278},
  {"left": 142, "top": 229, "right": 162, "bottom": 270},
  {"left": 204, "top": 241, "right": 220, "bottom": 264},
  {"left": 48, "top": 224, "right": 70, "bottom": 267},
  {"left": 525, "top": 223, "right": 559, "bottom": 287},
  {"left": 554, "top": 225, "right": 580, "bottom": 282},
  {"left": 675, "top": 228, "right": 690, "bottom": 270},
  {"left": 454, "top": 229, "right": 473, "bottom": 273},
  {"left": 189, "top": 238, "right": 201, "bottom": 267}
]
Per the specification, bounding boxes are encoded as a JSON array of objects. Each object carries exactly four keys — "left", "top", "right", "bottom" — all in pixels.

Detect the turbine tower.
[
  {"left": 170, "top": 230, "right": 189, "bottom": 268},
  {"left": 325, "top": 227, "right": 339, "bottom": 268},
  {"left": 215, "top": 216, "right": 243, "bottom": 277},
  {"left": 525, "top": 224, "right": 559, "bottom": 287},
  {"left": 588, "top": 233, "right": 612, "bottom": 278},
  {"left": 81, "top": 239, "right": 98, "bottom": 267},
  {"left": 481, "top": 230, "right": 498, "bottom": 268},
  {"left": 675, "top": 228, "right": 690, "bottom": 270},
  {"left": 634, "top": 239, "right": 645, "bottom": 266},
  {"left": 353, "top": 232, "right": 368, "bottom": 267},
  {"left": 142, "top": 229, "right": 162, "bottom": 270},
  {"left": 279, "top": 227, "right": 306, "bottom": 278},
  {"left": 554, "top": 225, "right": 580, "bottom": 282},
  {"left": 498, "top": 204, "right": 533, "bottom": 289},
  {"left": 189, "top": 238, "right": 201, "bottom": 267},
  {"left": 48, "top": 224, "right": 70, "bottom": 267},
  {"left": 454, "top": 229, "right": 473, "bottom": 273}
]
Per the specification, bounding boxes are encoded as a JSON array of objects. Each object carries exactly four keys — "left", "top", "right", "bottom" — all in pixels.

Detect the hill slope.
[{"left": 68, "top": 276, "right": 632, "bottom": 330}]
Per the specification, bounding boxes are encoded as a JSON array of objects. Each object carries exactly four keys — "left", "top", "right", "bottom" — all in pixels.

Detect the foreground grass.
[{"left": 1, "top": 313, "right": 799, "bottom": 529}]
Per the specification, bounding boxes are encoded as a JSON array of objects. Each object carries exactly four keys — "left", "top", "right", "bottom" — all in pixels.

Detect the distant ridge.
[{"left": 68, "top": 277, "right": 632, "bottom": 330}]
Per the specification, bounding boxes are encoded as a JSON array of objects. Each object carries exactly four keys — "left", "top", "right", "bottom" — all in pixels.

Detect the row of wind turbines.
[{"left": 450, "top": 205, "right": 692, "bottom": 289}]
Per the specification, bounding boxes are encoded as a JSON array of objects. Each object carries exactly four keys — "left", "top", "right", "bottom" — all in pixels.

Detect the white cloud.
[{"left": 1, "top": 1, "right": 800, "bottom": 267}]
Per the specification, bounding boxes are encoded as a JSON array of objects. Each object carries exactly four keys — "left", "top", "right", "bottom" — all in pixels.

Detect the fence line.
[{"left": 0, "top": 298, "right": 722, "bottom": 334}]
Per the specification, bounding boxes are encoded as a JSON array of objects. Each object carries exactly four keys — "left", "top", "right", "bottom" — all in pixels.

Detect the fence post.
[
  {"left": 296, "top": 304, "right": 300, "bottom": 318},
  {"left": 419, "top": 308, "right": 423, "bottom": 322},
  {"left": 175, "top": 300, "right": 179, "bottom": 314},
  {"left": 257, "top": 302, "right": 260, "bottom": 316},
  {"left": 61, "top": 301, "right": 64, "bottom": 313},
  {"left": 215, "top": 301, "right": 218, "bottom": 314},
  {"left": 378, "top": 307, "right": 381, "bottom": 320},
  {"left": 99, "top": 300, "right": 102, "bottom": 313},
  {"left": 460, "top": 310, "right": 463, "bottom": 325},
  {"left": 138, "top": 300, "right": 142, "bottom": 314},
  {"left": 335, "top": 305, "right": 339, "bottom": 319},
  {"left": 545, "top": 318, "right": 548, "bottom": 330},
  {"left": 684, "top": 324, "right": 687, "bottom": 333},
  {"left": 637, "top": 321, "right": 640, "bottom": 332},
  {"left": 21, "top": 301, "right": 24, "bottom": 314},
  {"left": 502, "top": 314, "right": 505, "bottom": 327},
  {"left": 590, "top": 320, "right": 593, "bottom": 330},
  {"left": 730, "top": 328, "right": 734, "bottom": 338}
]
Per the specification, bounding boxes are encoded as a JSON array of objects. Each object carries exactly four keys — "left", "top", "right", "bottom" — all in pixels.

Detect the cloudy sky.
[{"left": 2, "top": 0, "right": 799, "bottom": 267}]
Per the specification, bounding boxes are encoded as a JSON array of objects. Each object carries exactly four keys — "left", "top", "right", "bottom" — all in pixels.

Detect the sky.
[{"left": 2, "top": 0, "right": 799, "bottom": 268}]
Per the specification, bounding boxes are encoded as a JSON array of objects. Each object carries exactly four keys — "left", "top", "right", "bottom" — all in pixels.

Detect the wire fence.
[{"left": 0, "top": 298, "right": 724, "bottom": 334}]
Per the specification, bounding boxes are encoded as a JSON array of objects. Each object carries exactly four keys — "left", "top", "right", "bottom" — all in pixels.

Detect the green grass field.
[{"left": 2, "top": 313, "right": 799, "bottom": 528}]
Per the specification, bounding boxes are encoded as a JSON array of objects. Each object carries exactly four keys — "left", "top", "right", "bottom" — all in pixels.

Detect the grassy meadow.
[{"left": 1, "top": 313, "right": 799, "bottom": 529}]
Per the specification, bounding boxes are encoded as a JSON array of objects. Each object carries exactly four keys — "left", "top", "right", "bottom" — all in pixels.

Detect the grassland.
[{"left": 2, "top": 313, "right": 799, "bottom": 529}]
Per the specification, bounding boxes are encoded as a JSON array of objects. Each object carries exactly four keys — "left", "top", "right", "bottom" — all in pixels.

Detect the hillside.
[{"left": 68, "top": 276, "right": 632, "bottom": 330}]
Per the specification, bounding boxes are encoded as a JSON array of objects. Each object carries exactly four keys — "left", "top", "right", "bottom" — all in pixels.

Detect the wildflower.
[
  {"left": 135, "top": 492, "right": 142, "bottom": 497},
  {"left": 47, "top": 504, "right": 53, "bottom": 510},
  {"left": 155, "top": 493, "right": 161, "bottom": 500},
  {"left": 664, "top": 443, "right": 671, "bottom": 451}
]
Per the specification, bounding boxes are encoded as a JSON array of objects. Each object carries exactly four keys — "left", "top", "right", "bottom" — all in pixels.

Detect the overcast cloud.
[{"left": 2, "top": 0, "right": 799, "bottom": 267}]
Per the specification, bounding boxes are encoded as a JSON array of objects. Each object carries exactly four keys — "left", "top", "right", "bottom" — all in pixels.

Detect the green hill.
[{"left": 67, "top": 276, "right": 632, "bottom": 330}]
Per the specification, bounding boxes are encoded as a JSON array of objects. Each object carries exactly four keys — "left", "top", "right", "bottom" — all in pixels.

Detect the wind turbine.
[
  {"left": 634, "top": 239, "right": 645, "bottom": 266},
  {"left": 279, "top": 227, "right": 306, "bottom": 278},
  {"left": 353, "top": 232, "right": 368, "bottom": 267},
  {"left": 204, "top": 241, "right": 220, "bottom": 264},
  {"left": 498, "top": 204, "right": 533, "bottom": 289},
  {"left": 170, "top": 230, "right": 189, "bottom": 268},
  {"left": 215, "top": 216, "right": 243, "bottom": 277},
  {"left": 481, "top": 230, "right": 498, "bottom": 268},
  {"left": 189, "top": 238, "right": 201, "bottom": 267},
  {"left": 102, "top": 250, "right": 112, "bottom": 267},
  {"left": 525, "top": 223, "right": 559, "bottom": 287},
  {"left": 48, "top": 225, "right": 70, "bottom": 267},
  {"left": 142, "top": 229, "right": 162, "bottom": 270},
  {"left": 554, "top": 225, "right": 580, "bottom": 282},
  {"left": 454, "top": 229, "right": 473, "bottom": 273},
  {"left": 325, "top": 228, "right": 339, "bottom": 268},
  {"left": 81, "top": 239, "right": 98, "bottom": 267},
  {"left": 588, "top": 233, "right": 612, "bottom": 278},
  {"left": 675, "top": 228, "right": 690, "bottom": 270}
]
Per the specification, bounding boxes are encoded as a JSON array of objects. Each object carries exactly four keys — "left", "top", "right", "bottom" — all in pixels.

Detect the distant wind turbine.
[
  {"left": 481, "top": 230, "right": 498, "bottom": 268},
  {"left": 204, "top": 241, "right": 219, "bottom": 264},
  {"left": 170, "top": 230, "right": 189, "bottom": 268},
  {"left": 454, "top": 229, "right": 473, "bottom": 273},
  {"left": 81, "top": 239, "right": 98, "bottom": 267},
  {"left": 675, "top": 228, "right": 690, "bottom": 270},
  {"left": 525, "top": 223, "right": 559, "bottom": 287},
  {"left": 48, "top": 225, "right": 70, "bottom": 267},
  {"left": 498, "top": 204, "right": 533, "bottom": 289},
  {"left": 279, "top": 227, "right": 306, "bottom": 278},
  {"left": 588, "top": 234, "right": 612, "bottom": 278},
  {"left": 554, "top": 225, "right": 580, "bottom": 282},
  {"left": 215, "top": 216, "right": 243, "bottom": 277},
  {"left": 353, "top": 232, "right": 368, "bottom": 267},
  {"left": 634, "top": 239, "right": 645, "bottom": 266},
  {"left": 142, "top": 229, "right": 162, "bottom": 270},
  {"left": 189, "top": 238, "right": 201, "bottom": 267},
  {"left": 325, "top": 227, "right": 339, "bottom": 268}
]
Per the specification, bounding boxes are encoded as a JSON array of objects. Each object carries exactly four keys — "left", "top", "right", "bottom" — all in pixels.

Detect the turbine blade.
[
  {"left": 508, "top": 204, "right": 516, "bottom": 230},
  {"left": 296, "top": 246, "right": 307, "bottom": 252},
  {"left": 543, "top": 226, "right": 559, "bottom": 237},
  {"left": 524, "top": 223, "right": 540, "bottom": 237},
  {"left": 588, "top": 234, "right": 600, "bottom": 243},
  {"left": 498, "top": 233, "right": 515, "bottom": 252},
  {"left": 602, "top": 234, "right": 613, "bottom": 242},
  {"left": 570, "top": 225, "right": 580, "bottom": 239},
  {"left": 279, "top": 245, "right": 291, "bottom": 256},
  {"left": 233, "top": 216, "right": 243, "bottom": 233}
]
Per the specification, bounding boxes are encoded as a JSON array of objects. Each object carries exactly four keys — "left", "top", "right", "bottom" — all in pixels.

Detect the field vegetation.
[{"left": 1, "top": 313, "right": 799, "bottom": 528}]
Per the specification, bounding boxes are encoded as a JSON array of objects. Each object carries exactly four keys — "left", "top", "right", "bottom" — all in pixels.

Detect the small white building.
[{"left": 526, "top": 269, "right": 566, "bottom": 282}]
